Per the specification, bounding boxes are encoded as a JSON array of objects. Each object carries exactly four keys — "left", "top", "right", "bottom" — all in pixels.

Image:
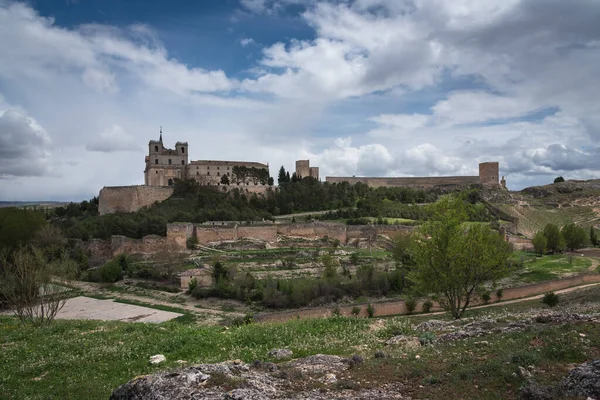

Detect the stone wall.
[
  {"left": 325, "top": 175, "right": 480, "bottom": 188},
  {"left": 98, "top": 185, "right": 174, "bottom": 215},
  {"left": 238, "top": 225, "right": 278, "bottom": 242}
]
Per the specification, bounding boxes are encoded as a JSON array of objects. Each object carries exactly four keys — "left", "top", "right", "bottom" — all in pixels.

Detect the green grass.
[
  {"left": 1, "top": 285, "right": 599, "bottom": 399},
  {"left": 510, "top": 252, "right": 594, "bottom": 283},
  {"left": 0, "top": 316, "right": 373, "bottom": 399}
]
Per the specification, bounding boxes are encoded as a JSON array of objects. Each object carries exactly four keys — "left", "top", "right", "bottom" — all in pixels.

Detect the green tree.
[
  {"left": 561, "top": 223, "right": 588, "bottom": 251},
  {"left": 590, "top": 226, "right": 598, "bottom": 247},
  {"left": 277, "top": 166, "right": 288, "bottom": 185},
  {"left": 0, "top": 208, "right": 47, "bottom": 250},
  {"left": 554, "top": 176, "right": 565, "bottom": 183},
  {"left": 532, "top": 231, "right": 547, "bottom": 256},
  {"left": 543, "top": 223, "right": 565, "bottom": 254},
  {"left": 410, "top": 196, "right": 513, "bottom": 319},
  {"left": 220, "top": 174, "right": 230, "bottom": 185}
]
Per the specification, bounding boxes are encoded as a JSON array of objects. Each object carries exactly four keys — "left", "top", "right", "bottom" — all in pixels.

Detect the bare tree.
[
  {"left": 152, "top": 240, "right": 189, "bottom": 284},
  {"left": 0, "top": 246, "right": 77, "bottom": 326}
]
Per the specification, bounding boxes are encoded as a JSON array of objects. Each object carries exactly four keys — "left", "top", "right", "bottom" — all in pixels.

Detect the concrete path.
[{"left": 56, "top": 296, "right": 182, "bottom": 323}]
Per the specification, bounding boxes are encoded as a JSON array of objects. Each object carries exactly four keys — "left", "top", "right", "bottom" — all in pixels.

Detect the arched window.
[
  {"left": 168, "top": 159, "right": 172, "bottom": 165},
  {"left": 217, "top": 172, "right": 220, "bottom": 176},
  {"left": 181, "top": 147, "right": 185, "bottom": 153},
  {"left": 168, "top": 179, "right": 173, "bottom": 186},
  {"left": 154, "top": 145, "right": 158, "bottom": 152},
  {"left": 207, "top": 171, "right": 210, "bottom": 175},
  {"left": 155, "top": 159, "right": 158, "bottom": 164},
  {"left": 181, "top": 160, "right": 185, "bottom": 165}
]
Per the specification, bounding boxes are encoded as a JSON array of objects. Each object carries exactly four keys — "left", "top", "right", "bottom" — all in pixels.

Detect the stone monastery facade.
[{"left": 144, "top": 133, "right": 269, "bottom": 187}]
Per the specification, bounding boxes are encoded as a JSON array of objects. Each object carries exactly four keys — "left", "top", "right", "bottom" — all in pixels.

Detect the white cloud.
[
  {"left": 86, "top": 125, "right": 140, "bottom": 153},
  {"left": 240, "top": 37, "right": 255, "bottom": 47},
  {"left": 0, "top": 108, "right": 53, "bottom": 177}
]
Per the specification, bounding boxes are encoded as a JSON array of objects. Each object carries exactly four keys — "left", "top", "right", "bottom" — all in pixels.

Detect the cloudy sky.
[{"left": 1, "top": 0, "right": 599, "bottom": 201}]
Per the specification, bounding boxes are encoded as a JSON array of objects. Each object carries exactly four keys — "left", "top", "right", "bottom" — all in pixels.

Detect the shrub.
[
  {"left": 351, "top": 306, "right": 361, "bottom": 316},
  {"left": 554, "top": 176, "right": 565, "bottom": 183},
  {"left": 349, "top": 253, "right": 360, "bottom": 265},
  {"left": 542, "top": 292, "right": 559, "bottom": 307},
  {"left": 188, "top": 277, "right": 198, "bottom": 293},
  {"left": 231, "top": 314, "right": 255, "bottom": 327},
  {"left": 419, "top": 331, "right": 436, "bottom": 346},
  {"left": 482, "top": 292, "right": 491, "bottom": 304},
  {"left": 366, "top": 303, "right": 375, "bottom": 318},
  {"left": 98, "top": 260, "right": 123, "bottom": 283},
  {"left": 332, "top": 306, "right": 341, "bottom": 316},
  {"left": 186, "top": 236, "right": 198, "bottom": 249},
  {"left": 496, "top": 288, "right": 504, "bottom": 300},
  {"left": 422, "top": 299, "right": 433, "bottom": 313},
  {"left": 405, "top": 297, "right": 417, "bottom": 314}
]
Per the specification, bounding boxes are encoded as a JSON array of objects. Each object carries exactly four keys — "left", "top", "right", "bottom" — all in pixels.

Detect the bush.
[
  {"left": 366, "top": 303, "right": 375, "bottom": 318},
  {"left": 422, "top": 299, "right": 433, "bottom": 313},
  {"left": 405, "top": 297, "right": 417, "bottom": 314},
  {"left": 542, "top": 292, "right": 559, "bottom": 307},
  {"left": 98, "top": 260, "right": 123, "bottom": 283},
  {"left": 482, "top": 292, "right": 491, "bottom": 304},
  {"left": 188, "top": 277, "right": 198, "bottom": 293},
  {"left": 419, "top": 331, "right": 436, "bottom": 346},
  {"left": 351, "top": 306, "right": 361, "bottom": 316},
  {"left": 186, "top": 236, "right": 199, "bottom": 249},
  {"left": 496, "top": 288, "right": 504, "bottom": 300}
]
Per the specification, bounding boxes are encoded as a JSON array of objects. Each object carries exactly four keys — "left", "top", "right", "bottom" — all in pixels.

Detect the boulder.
[
  {"left": 267, "top": 349, "right": 293, "bottom": 360},
  {"left": 385, "top": 335, "right": 421, "bottom": 350},
  {"left": 562, "top": 359, "right": 600, "bottom": 398},
  {"left": 149, "top": 354, "right": 166, "bottom": 365}
]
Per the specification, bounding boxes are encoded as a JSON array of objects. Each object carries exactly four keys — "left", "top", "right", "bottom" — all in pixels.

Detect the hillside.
[{"left": 486, "top": 180, "right": 600, "bottom": 238}]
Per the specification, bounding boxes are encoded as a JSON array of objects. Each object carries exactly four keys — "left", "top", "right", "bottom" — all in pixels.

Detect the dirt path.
[{"left": 428, "top": 282, "right": 600, "bottom": 316}]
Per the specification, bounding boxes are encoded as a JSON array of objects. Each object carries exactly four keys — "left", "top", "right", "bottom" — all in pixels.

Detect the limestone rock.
[
  {"left": 149, "top": 354, "right": 166, "bottom": 365},
  {"left": 518, "top": 381, "right": 555, "bottom": 400},
  {"left": 268, "top": 348, "right": 293, "bottom": 360},
  {"left": 323, "top": 373, "right": 337, "bottom": 384},
  {"left": 414, "top": 320, "right": 450, "bottom": 332},
  {"left": 385, "top": 335, "right": 421, "bottom": 350},
  {"left": 562, "top": 359, "right": 600, "bottom": 398}
]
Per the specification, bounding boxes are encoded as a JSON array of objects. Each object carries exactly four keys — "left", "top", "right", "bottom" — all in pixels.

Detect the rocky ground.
[{"left": 110, "top": 305, "right": 600, "bottom": 400}]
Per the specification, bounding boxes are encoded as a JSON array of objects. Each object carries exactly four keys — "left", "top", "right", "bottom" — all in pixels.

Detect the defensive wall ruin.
[
  {"left": 98, "top": 185, "right": 174, "bottom": 215},
  {"left": 98, "top": 184, "right": 269, "bottom": 216},
  {"left": 326, "top": 162, "right": 505, "bottom": 189},
  {"left": 83, "top": 222, "right": 413, "bottom": 265}
]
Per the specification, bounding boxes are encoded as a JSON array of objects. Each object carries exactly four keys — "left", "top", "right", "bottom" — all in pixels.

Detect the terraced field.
[{"left": 495, "top": 203, "right": 600, "bottom": 238}]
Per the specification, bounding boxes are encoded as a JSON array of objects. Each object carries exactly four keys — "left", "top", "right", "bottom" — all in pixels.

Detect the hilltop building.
[
  {"left": 144, "top": 131, "right": 269, "bottom": 187},
  {"left": 295, "top": 160, "right": 319, "bottom": 180}
]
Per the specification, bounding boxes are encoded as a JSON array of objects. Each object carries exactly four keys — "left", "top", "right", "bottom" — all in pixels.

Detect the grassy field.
[
  {"left": 1, "top": 286, "right": 600, "bottom": 399},
  {"left": 511, "top": 251, "right": 596, "bottom": 283}
]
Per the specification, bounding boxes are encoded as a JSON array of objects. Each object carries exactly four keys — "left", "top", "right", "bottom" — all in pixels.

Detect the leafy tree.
[
  {"left": 213, "top": 261, "right": 228, "bottom": 281},
  {"left": 410, "top": 196, "right": 513, "bottom": 319},
  {"left": 561, "top": 223, "right": 588, "bottom": 251},
  {"left": 554, "top": 176, "right": 565, "bottom": 183},
  {"left": 0, "top": 245, "right": 77, "bottom": 326},
  {"left": 220, "top": 174, "right": 230, "bottom": 185},
  {"left": 532, "top": 231, "right": 548, "bottom": 256},
  {"left": 590, "top": 226, "right": 598, "bottom": 247},
  {"left": 543, "top": 223, "right": 565, "bottom": 254},
  {"left": 0, "top": 208, "right": 47, "bottom": 250}
]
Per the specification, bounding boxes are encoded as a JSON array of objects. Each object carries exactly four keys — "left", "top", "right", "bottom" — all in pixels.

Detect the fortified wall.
[
  {"left": 84, "top": 222, "right": 413, "bottom": 264},
  {"left": 326, "top": 162, "right": 504, "bottom": 189},
  {"left": 99, "top": 184, "right": 269, "bottom": 216},
  {"left": 325, "top": 175, "right": 480, "bottom": 188},
  {"left": 98, "top": 186, "right": 174, "bottom": 215}
]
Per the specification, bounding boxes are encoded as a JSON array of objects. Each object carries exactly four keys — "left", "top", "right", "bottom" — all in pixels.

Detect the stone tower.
[
  {"left": 295, "top": 160, "right": 310, "bottom": 179},
  {"left": 479, "top": 162, "right": 500, "bottom": 186},
  {"left": 144, "top": 129, "right": 188, "bottom": 186}
]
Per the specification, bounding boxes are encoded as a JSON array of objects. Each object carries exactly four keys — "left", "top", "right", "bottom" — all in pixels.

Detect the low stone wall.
[{"left": 238, "top": 225, "right": 277, "bottom": 242}]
